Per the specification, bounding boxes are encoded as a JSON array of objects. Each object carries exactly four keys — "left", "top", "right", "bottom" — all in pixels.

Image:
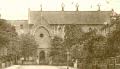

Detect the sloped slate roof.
[
  {"left": 29, "top": 11, "right": 112, "bottom": 24},
  {"left": 7, "top": 20, "right": 28, "bottom": 25}
]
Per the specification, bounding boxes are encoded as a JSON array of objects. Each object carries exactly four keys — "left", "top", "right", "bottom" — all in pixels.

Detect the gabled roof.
[{"left": 29, "top": 11, "right": 112, "bottom": 24}]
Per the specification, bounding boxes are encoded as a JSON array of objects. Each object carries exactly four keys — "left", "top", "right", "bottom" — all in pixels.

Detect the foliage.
[
  {"left": 51, "top": 36, "right": 64, "bottom": 49},
  {"left": 64, "top": 25, "right": 83, "bottom": 50},
  {"left": 71, "top": 44, "right": 84, "bottom": 59},
  {"left": 0, "top": 19, "right": 16, "bottom": 48},
  {"left": 0, "top": 19, "right": 15, "bottom": 32},
  {"left": 0, "top": 19, "right": 19, "bottom": 57},
  {"left": 20, "top": 34, "right": 38, "bottom": 58},
  {"left": 50, "top": 36, "right": 66, "bottom": 63},
  {"left": 82, "top": 29, "right": 107, "bottom": 63},
  {"left": 104, "top": 14, "right": 120, "bottom": 57}
]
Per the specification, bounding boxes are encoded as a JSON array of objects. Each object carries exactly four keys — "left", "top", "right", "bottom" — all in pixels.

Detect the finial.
[
  {"left": 61, "top": 3, "right": 65, "bottom": 11},
  {"left": 111, "top": 8, "right": 114, "bottom": 12},
  {"left": 40, "top": 4, "right": 42, "bottom": 11},
  {"left": 97, "top": 3, "right": 101, "bottom": 11},
  {"left": 76, "top": 3, "right": 79, "bottom": 11}
]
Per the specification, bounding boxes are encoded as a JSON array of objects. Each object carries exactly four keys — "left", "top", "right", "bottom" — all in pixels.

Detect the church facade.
[{"left": 8, "top": 7, "right": 112, "bottom": 63}]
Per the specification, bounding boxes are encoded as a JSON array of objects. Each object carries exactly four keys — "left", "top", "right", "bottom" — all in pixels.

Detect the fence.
[
  {"left": 1, "top": 54, "right": 120, "bottom": 69},
  {"left": 77, "top": 56, "right": 120, "bottom": 69}
]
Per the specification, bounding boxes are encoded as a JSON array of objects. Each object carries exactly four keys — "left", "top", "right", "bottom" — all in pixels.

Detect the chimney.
[
  {"left": 61, "top": 3, "right": 65, "bottom": 11},
  {"left": 76, "top": 3, "right": 79, "bottom": 11}
]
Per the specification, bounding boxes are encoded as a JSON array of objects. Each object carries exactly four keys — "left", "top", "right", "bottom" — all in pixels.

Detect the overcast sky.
[{"left": 0, "top": 0, "right": 120, "bottom": 20}]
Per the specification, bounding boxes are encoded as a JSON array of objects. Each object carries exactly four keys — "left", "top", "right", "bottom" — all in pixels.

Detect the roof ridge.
[{"left": 30, "top": 10, "right": 112, "bottom": 12}]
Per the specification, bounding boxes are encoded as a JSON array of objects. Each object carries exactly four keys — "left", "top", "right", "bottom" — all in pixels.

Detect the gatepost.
[{"left": 74, "top": 59, "right": 78, "bottom": 69}]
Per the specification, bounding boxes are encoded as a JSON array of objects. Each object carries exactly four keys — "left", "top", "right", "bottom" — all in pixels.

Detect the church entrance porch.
[
  {"left": 33, "top": 26, "right": 51, "bottom": 65},
  {"left": 39, "top": 51, "right": 45, "bottom": 64},
  {"left": 36, "top": 48, "right": 50, "bottom": 65}
]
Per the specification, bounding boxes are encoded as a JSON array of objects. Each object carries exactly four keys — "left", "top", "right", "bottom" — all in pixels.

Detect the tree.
[
  {"left": 0, "top": 19, "right": 16, "bottom": 48},
  {"left": 82, "top": 29, "right": 107, "bottom": 63},
  {"left": 0, "top": 19, "right": 20, "bottom": 64},
  {"left": 103, "top": 14, "right": 120, "bottom": 58},
  {"left": 64, "top": 25, "right": 83, "bottom": 50},
  {"left": 20, "top": 34, "right": 38, "bottom": 60},
  {"left": 0, "top": 19, "right": 17, "bottom": 51},
  {"left": 50, "top": 36, "right": 66, "bottom": 64},
  {"left": 71, "top": 44, "right": 84, "bottom": 59}
]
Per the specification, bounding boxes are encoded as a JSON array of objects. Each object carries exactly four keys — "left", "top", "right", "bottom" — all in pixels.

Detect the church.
[{"left": 8, "top": 5, "right": 112, "bottom": 63}]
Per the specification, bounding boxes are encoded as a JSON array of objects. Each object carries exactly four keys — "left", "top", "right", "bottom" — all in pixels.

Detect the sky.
[{"left": 0, "top": 0, "right": 120, "bottom": 20}]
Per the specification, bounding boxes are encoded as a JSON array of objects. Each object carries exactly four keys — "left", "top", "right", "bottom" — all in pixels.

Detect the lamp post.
[{"left": 67, "top": 50, "right": 70, "bottom": 69}]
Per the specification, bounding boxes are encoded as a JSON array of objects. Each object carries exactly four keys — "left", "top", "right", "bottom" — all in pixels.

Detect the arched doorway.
[{"left": 39, "top": 51, "right": 45, "bottom": 64}]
